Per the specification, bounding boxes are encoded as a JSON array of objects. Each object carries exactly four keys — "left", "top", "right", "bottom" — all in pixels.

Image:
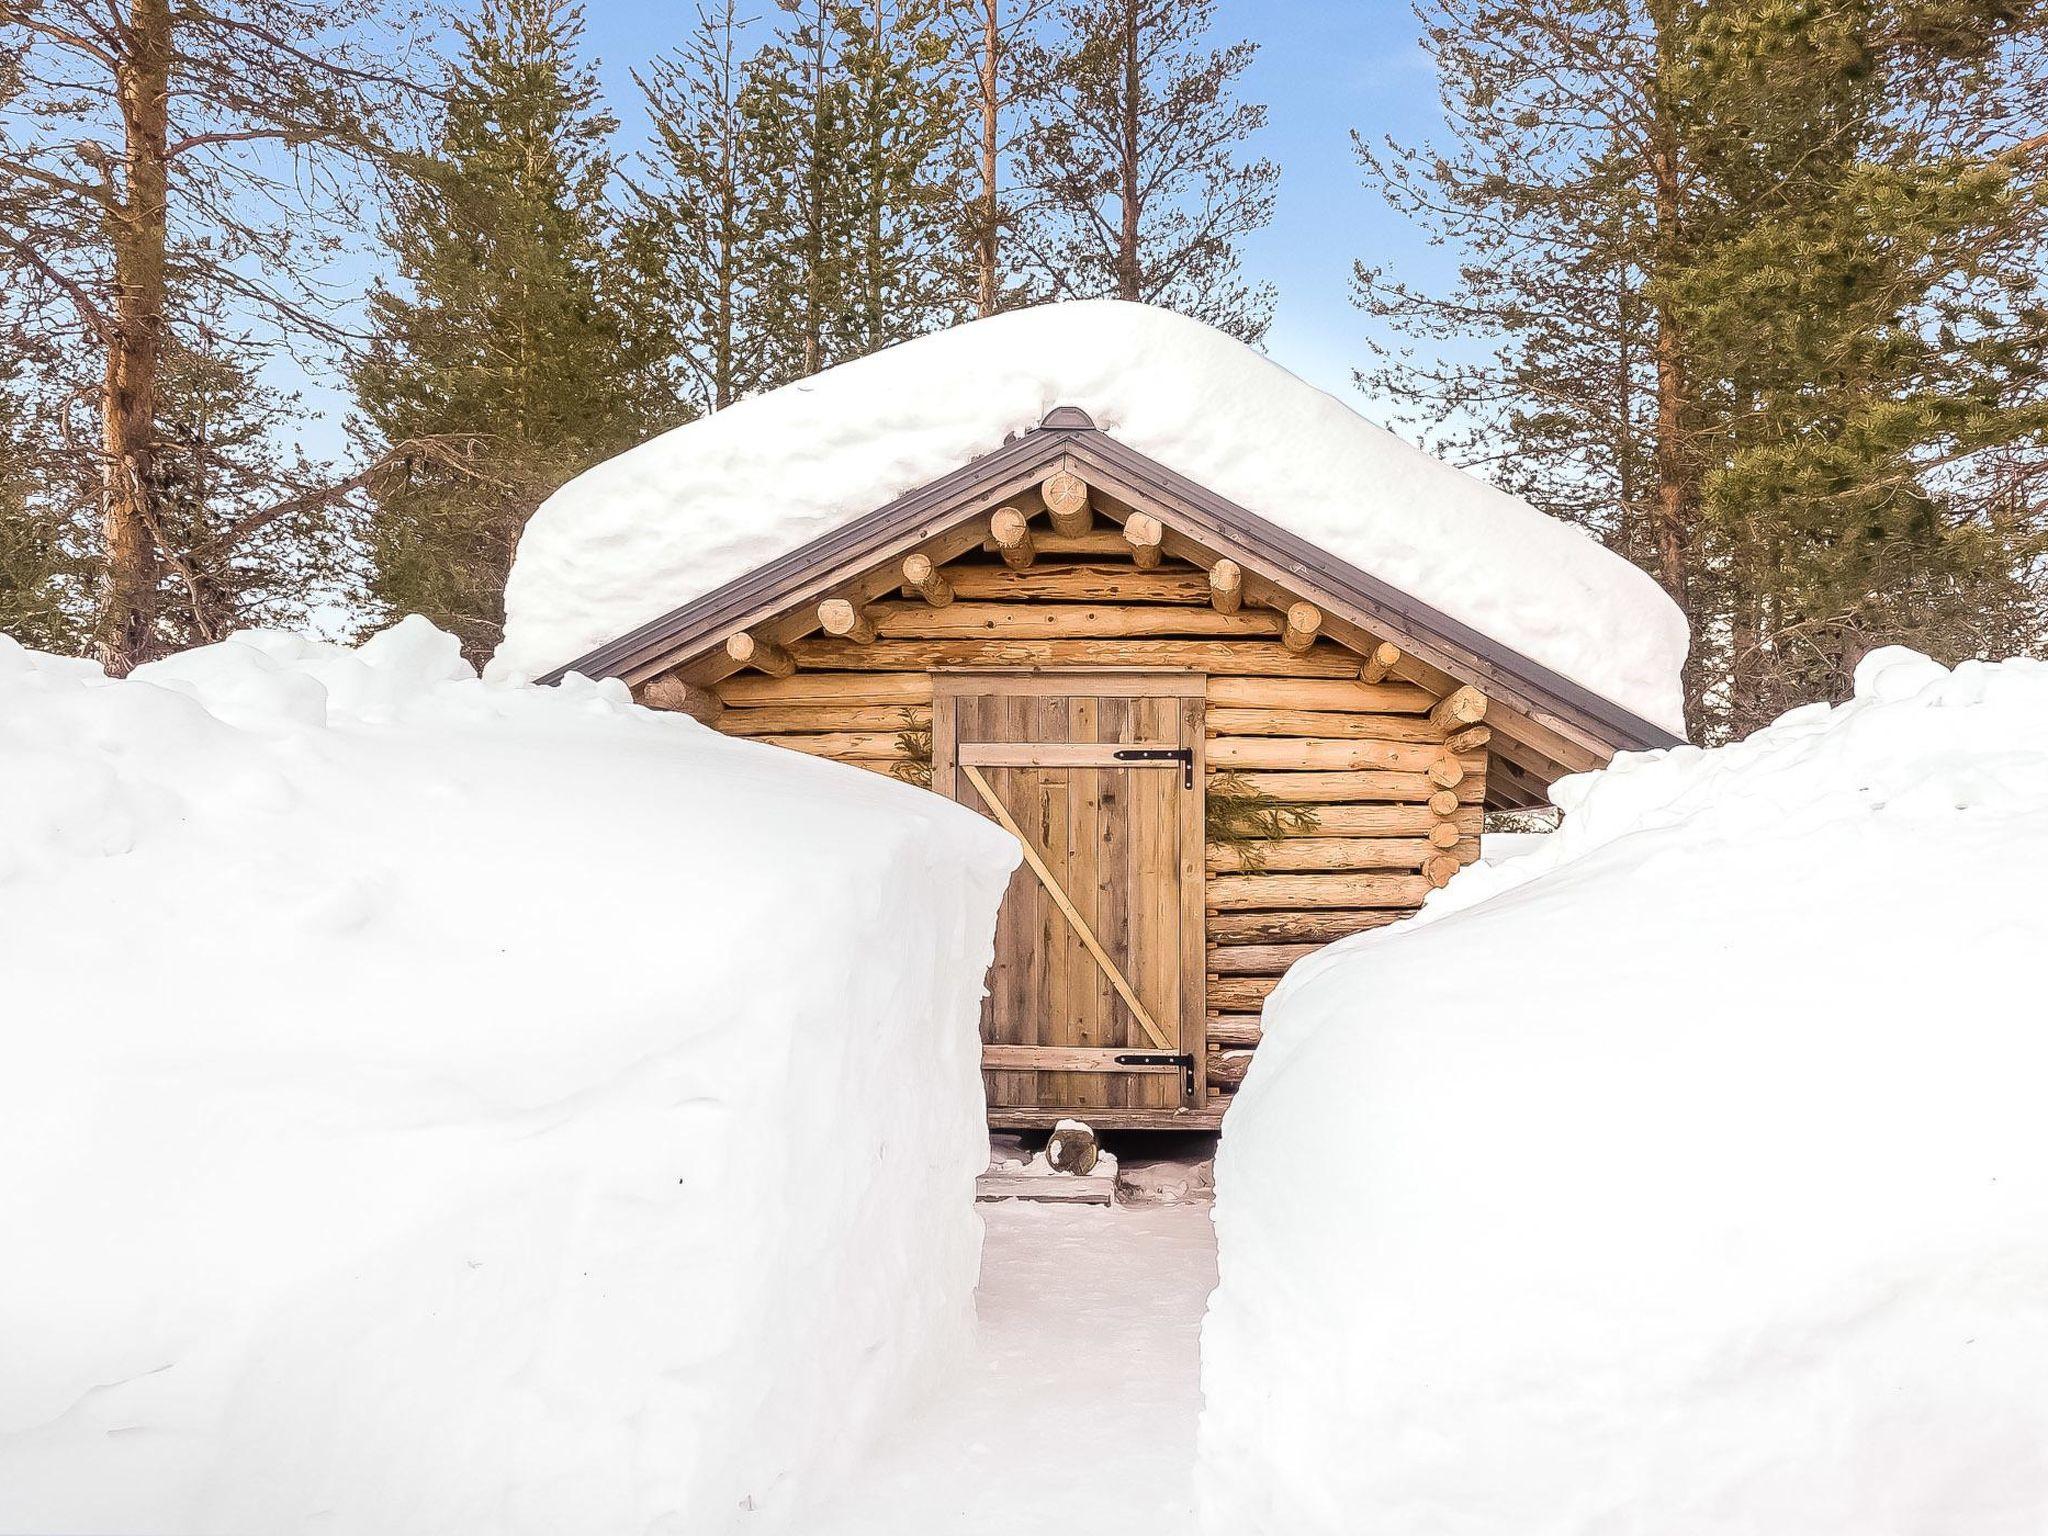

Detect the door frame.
[{"left": 933, "top": 669, "right": 1209, "bottom": 1111}]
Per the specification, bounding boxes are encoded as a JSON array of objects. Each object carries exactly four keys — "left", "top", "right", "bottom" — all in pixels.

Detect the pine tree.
[
  {"left": 625, "top": 1, "right": 772, "bottom": 415},
  {"left": 0, "top": 368, "right": 87, "bottom": 654},
  {"left": 352, "top": 0, "right": 635, "bottom": 661},
  {"left": 953, "top": 0, "right": 1051, "bottom": 316},
  {"left": 1014, "top": 0, "right": 1277, "bottom": 342}
]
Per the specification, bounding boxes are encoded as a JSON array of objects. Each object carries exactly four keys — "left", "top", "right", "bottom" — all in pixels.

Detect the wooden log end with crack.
[
  {"left": 725, "top": 630, "right": 795, "bottom": 677},
  {"left": 991, "top": 506, "right": 1035, "bottom": 569},
  {"left": 1423, "top": 851, "right": 1463, "bottom": 889},
  {"left": 1041, "top": 470, "right": 1093, "bottom": 535},
  {"left": 1123, "top": 511, "right": 1164, "bottom": 568},
  {"left": 818, "top": 597, "right": 877, "bottom": 644},
  {"left": 638, "top": 674, "right": 725, "bottom": 725},
  {"left": 1429, "top": 684, "right": 1488, "bottom": 732},
  {"left": 1427, "top": 788, "right": 1460, "bottom": 817},
  {"left": 1359, "top": 640, "right": 1401, "bottom": 684},
  {"left": 1208, "top": 558, "right": 1243, "bottom": 615},
  {"left": 1280, "top": 601, "right": 1323, "bottom": 654},
  {"left": 902, "top": 552, "right": 953, "bottom": 607},
  {"left": 1425, "top": 754, "right": 1465, "bottom": 789}
]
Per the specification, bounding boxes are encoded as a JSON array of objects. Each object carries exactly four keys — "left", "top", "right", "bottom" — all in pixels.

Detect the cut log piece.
[
  {"left": 793, "top": 637, "right": 1363, "bottom": 676},
  {"left": 721, "top": 704, "right": 930, "bottom": 735},
  {"left": 1208, "top": 737, "right": 1445, "bottom": 772},
  {"left": 1124, "top": 512, "right": 1164, "bottom": 568},
  {"left": 986, "top": 529, "right": 1130, "bottom": 558},
  {"left": 871, "top": 601, "right": 1278, "bottom": 640},
  {"left": 725, "top": 631, "right": 794, "bottom": 677},
  {"left": 1428, "top": 821, "right": 1461, "bottom": 849},
  {"left": 1207, "top": 942, "right": 1322, "bottom": 976},
  {"left": 1209, "top": 559, "right": 1243, "bottom": 615},
  {"left": 1359, "top": 641, "right": 1402, "bottom": 685},
  {"left": 1444, "top": 724, "right": 1492, "bottom": 753},
  {"left": 1424, "top": 852, "right": 1463, "bottom": 888},
  {"left": 750, "top": 731, "right": 910, "bottom": 761},
  {"left": 818, "top": 598, "right": 877, "bottom": 643},
  {"left": 1041, "top": 470, "right": 1092, "bottom": 535},
  {"left": 1206, "top": 708, "right": 1447, "bottom": 743},
  {"left": 1207, "top": 768, "right": 1485, "bottom": 804},
  {"left": 1207, "top": 837, "right": 1435, "bottom": 873},
  {"left": 1427, "top": 788, "right": 1460, "bottom": 816},
  {"left": 902, "top": 553, "right": 954, "bottom": 607},
  {"left": 1426, "top": 755, "right": 1465, "bottom": 788},
  {"left": 1280, "top": 601, "right": 1323, "bottom": 654},
  {"left": 1208, "top": 974, "right": 1280, "bottom": 1011},
  {"left": 1205, "top": 909, "right": 1406, "bottom": 944},
  {"left": 1208, "top": 871, "right": 1432, "bottom": 910},
  {"left": 1045, "top": 1119, "right": 1100, "bottom": 1175},
  {"left": 1429, "top": 685, "right": 1488, "bottom": 731},
  {"left": 1206, "top": 1049, "right": 1256, "bottom": 1088},
  {"left": 1206, "top": 1017, "right": 1263, "bottom": 1048},
  {"left": 638, "top": 675, "right": 724, "bottom": 724},
  {"left": 991, "top": 506, "right": 1035, "bottom": 569},
  {"left": 1206, "top": 676, "right": 1434, "bottom": 715},
  {"left": 719, "top": 671, "right": 933, "bottom": 706},
  {"left": 936, "top": 564, "right": 1210, "bottom": 604}
]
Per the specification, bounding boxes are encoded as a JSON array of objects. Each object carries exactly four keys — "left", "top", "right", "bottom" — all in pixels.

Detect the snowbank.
[
  {"left": 0, "top": 621, "right": 1017, "bottom": 1536},
  {"left": 1198, "top": 648, "right": 2048, "bottom": 1535},
  {"left": 490, "top": 301, "right": 1686, "bottom": 734}
]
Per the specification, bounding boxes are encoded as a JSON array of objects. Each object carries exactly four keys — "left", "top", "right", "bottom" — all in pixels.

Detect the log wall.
[{"left": 661, "top": 541, "right": 1486, "bottom": 1116}]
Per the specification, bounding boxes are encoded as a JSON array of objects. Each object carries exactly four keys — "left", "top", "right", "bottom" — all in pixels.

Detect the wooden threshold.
[{"left": 987, "top": 1106, "right": 1227, "bottom": 1132}]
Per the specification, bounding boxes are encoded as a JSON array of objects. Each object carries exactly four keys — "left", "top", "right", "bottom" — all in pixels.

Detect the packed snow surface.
[
  {"left": 0, "top": 621, "right": 1016, "bottom": 1536},
  {"left": 491, "top": 301, "right": 1686, "bottom": 733},
  {"left": 1199, "top": 648, "right": 2048, "bottom": 1535}
]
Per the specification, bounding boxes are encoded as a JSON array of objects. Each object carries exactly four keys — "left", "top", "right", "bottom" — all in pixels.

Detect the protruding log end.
[
  {"left": 1445, "top": 723, "right": 1491, "bottom": 754},
  {"left": 639, "top": 674, "right": 724, "bottom": 725},
  {"left": 1428, "top": 821, "right": 1461, "bottom": 850},
  {"left": 1041, "top": 470, "right": 1092, "bottom": 535},
  {"left": 1426, "top": 754, "right": 1465, "bottom": 789},
  {"left": 1429, "top": 685, "right": 1488, "bottom": 732},
  {"left": 1045, "top": 1120, "right": 1100, "bottom": 1175},
  {"left": 1359, "top": 640, "right": 1402, "bottom": 684},
  {"left": 819, "top": 598, "right": 877, "bottom": 643},
  {"left": 1281, "top": 601, "right": 1323, "bottom": 654},
  {"left": 726, "top": 631, "right": 795, "bottom": 677},
  {"left": 1209, "top": 558, "right": 1243, "bottom": 615},
  {"left": 1124, "top": 512, "right": 1164, "bottom": 569},
  {"left": 1423, "top": 852, "right": 1462, "bottom": 888},
  {"left": 902, "top": 552, "right": 953, "bottom": 607},
  {"left": 991, "top": 506, "right": 1035, "bottom": 569},
  {"left": 1427, "top": 788, "right": 1460, "bottom": 817}
]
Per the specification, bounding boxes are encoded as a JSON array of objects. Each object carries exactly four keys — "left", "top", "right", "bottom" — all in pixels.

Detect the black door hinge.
[
  {"left": 1116, "top": 1051, "right": 1197, "bottom": 1098},
  {"left": 1111, "top": 747, "right": 1195, "bottom": 789}
]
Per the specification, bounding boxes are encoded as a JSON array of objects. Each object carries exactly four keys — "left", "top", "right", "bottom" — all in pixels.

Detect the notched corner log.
[
  {"left": 1281, "top": 601, "right": 1323, "bottom": 654},
  {"left": 1429, "top": 685, "right": 1488, "bottom": 732},
  {"left": 991, "top": 506, "right": 1036, "bottom": 569},
  {"left": 1359, "top": 641, "right": 1401, "bottom": 684},
  {"left": 1123, "top": 511, "right": 1164, "bottom": 568},
  {"left": 639, "top": 674, "right": 724, "bottom": 724},
  {"left": 726, "top": 631, "right": 795, "bottom": 677},
  {"left": 1208, "top": 558, "right": 1243, "bottom": 614},
  {"left": 819, "top": 598, "right": 877, "bottom": 643},
  {"left": 902, "top": 552, "right": 953, "bottom": 607}
]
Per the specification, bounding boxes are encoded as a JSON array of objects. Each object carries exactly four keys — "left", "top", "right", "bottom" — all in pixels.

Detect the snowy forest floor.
[{"left": 795, "top": 1200, "right": 1218, "bottom": 1534}]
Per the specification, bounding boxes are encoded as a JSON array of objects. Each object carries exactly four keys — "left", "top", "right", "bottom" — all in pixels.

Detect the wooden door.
[{"left": 934, "top": 672, "right": 1206, "bottom": 1119}]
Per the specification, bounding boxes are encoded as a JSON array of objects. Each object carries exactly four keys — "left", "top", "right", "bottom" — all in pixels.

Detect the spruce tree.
[
  {"left": 1015, "top": 0, "right": 1277, "bottom": 342},
  {"left": 352, "top": 0, "right": 634, "bottom": 661}
]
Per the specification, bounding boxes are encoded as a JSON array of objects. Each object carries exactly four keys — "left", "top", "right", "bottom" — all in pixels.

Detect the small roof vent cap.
[{"left": 1040, "top": 405, "right": 1096, "bottom": 430}]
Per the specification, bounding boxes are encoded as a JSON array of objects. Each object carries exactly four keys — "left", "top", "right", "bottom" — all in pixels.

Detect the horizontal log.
[
  {"left": 1444, "top": 724, "right": 1492, "bottom": 754},
  {"left": 1207, "top": 942, "right": 1323, "bottom": 975},
  {"left": 1208, "top": 975, "right": 1279, "bottom": 1011},
  {"left": 1207, "top": 836, "right": 1435, "bottom": 873},
  {"left": 1206, "top": 676, "right": 1435, "bottom": 714},
  {"left": 791, "top": 638, "right": 1365, "bottom": 675},
  {"left": 984, "top": 529, "right": 1133, "bottom": 558},
  {"left": 1207, "top": 767, "right": 1485, "bottom": 804},
  {"left": 1205, "top": 707, "right": 1446, "bottom": 743},
  {"left": 1205, "top": 909, "right": 1407, "bottom": 944},
  {"left": 751, "top": 731, "right": 915, "bottom": 760},
  {"left": 1208, "top": 871, "right": 1432, "bottom": 910},
  {"left": 719, "top": 671, "right": 934, "bottom": 706},
  {"left": 1208, "top": 736, "right": 1444, "bottom": 772},
  {"left": 1205, "top": 1017, "right": 1263, "bottom": 1048},
  {"left": 924, "top": 564, "right": 1212, "bottom": 604},
  {"left": 1206, "top": 1048, "right": 1256, "bottom": 1088},
  {"left": 871, "top": 601, "right": 1278, "bottom": 640},
  {"left": 1261, "top": 803, "right": 1484, "bottom": 838},
  {"left": 720, "top": 704, "right": 929, "bottom": 735}
]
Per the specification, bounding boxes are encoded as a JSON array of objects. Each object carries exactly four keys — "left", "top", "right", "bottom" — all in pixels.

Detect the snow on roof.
[{"left": 491, "top": 300, "right": 1689, "bottom": 734}]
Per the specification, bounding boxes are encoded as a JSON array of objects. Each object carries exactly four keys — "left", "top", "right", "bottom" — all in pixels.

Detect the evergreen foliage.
[
  {"left": 1206, "top": 772, "right": 1318, "bottom": 872},
  {"left": 1015, "top": 0, "right": 1277, "bottom": 342},
  {"left": 352, "top": 0, "right": 638, "bottom": 661}
]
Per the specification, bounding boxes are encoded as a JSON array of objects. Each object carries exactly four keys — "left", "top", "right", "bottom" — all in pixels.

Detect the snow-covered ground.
[
  {"left": 0, "top": 622, "right": 1016, "bottom": 1536},
  {"left": 797, "top": 1200, "right": 1217, "bottom": 1536},
  {"left": 491, "top": 300, "right": 1685, "bottom": 734},
  {"left": 1199, "top": 648, "right": 2048, "bottom": 1534}
]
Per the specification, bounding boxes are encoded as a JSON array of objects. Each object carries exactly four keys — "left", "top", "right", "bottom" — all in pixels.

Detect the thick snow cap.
[{"left": 491, "top": 301, "right": 1689, "bottom": 735}]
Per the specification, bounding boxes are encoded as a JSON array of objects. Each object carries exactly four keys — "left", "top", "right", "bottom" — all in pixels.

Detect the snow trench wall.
[
  {"left": 0, "top": 621, "right": 1019, "bottom": 1536},
  {"left": 1194, "top": 650, "right": 2048, "bottom": 1536}
]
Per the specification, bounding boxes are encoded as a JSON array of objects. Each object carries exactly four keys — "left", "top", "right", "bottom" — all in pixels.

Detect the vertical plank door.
[{"left": 934, "top": 672, "right": 1206, "bottom": 1120}]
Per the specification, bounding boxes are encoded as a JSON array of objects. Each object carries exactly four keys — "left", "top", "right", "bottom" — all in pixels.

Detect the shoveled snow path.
[{"left": 797, "top": 1200, "right": 1218, "bottom": 1534}]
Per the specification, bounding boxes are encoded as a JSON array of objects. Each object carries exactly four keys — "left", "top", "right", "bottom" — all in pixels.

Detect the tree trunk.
[
  {"left": 977, "top": 0, "right": 1000, "bottom": 316},
  {"left": 1116, "top": 2, "right": 1141, "bottom": 300},
  {"left": 97, "top": 0, "right": 173, "bottom": 674}
]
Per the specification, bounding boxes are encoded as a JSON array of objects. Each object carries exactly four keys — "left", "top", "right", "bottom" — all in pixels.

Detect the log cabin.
[{"left": 493, "top": 302, "right": 1688, "bottom": 1130}]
